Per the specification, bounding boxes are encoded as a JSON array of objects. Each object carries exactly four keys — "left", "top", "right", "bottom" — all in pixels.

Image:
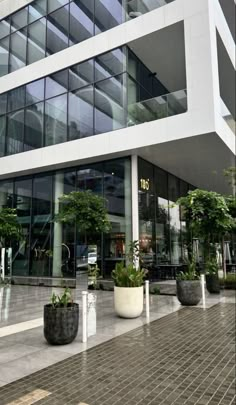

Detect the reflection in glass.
[
  {"left": 95, "top": 74, "right": 125, "bottom": 134},
  {"left": 0, "top": 116, "right": 6, "bottom": 157},
  {"left": 24, "top": 102, "right": 44, "bottom": 151},
  {"left": 95, "top": 48, "right": 125, "bottom": 82},
  {"left": 0, "top": 37, "right": 9, "bottom": 77},
  {"left": 8, "top": 86, "right": 25, "bottom": 112},
  {"left": 0, "top": 93, "right": 7, "bottom": 116},
  {"left": 68, "top": 86, "right": 94, "bottom": 140},
  {"left": 6, "top": 110, "right": 24, "bottom": 155},
  {"left": 9, "top": 28, "right": 27, "bottom": 72},
  {"left": 12, "top": 179, "right": 32, "bottom": 276},
  {"left": 156, "top": 197, "right": 170, "bottom": 264},
  {"left": 69, "top": 0, "right": 94, "bottom": 46},
  {"left": 11, "top": 8, "right": 28, "bottom": 32},
  {"left": 0, "top": 18, "right": 10, "bottom": 40},
  {"left": 46, "top": 70, "right": 68, "bottom": 99},
  {"left": 28, "top": 0, "right": 47, "bottom": 23},
  {"left": 31, "top": 175, "right": 52, "bottom": 277},
  {"left": 26, "top": 79, "right": 45, "bottom": 106},
  {"left": 0, "top": 180, "right": 13, "bottom": 209},
  {"left": 45, "top": 94, "right": 67, "bottom": 145},
  {"left": 168, "top": 175, "right": 181, "bottom": 264},
  {"left": 46, "top": 5, "right": 69, "bottom": 55},
  {"left": 27, "top": 18, "right": 46, "bottom": 64},
  {"left": 69, "top": 60, "right": 94, "bottom": 91},
  {"left": 95, "top": 0, "right": 123, "bottom": 34}
]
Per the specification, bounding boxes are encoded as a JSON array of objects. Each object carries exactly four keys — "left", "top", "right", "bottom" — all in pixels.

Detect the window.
[
  {"left": 9, "top": 28, "right": 27, "bottom": 72},
  {"left": 69, "top": 0, "right": 94, "bottom": 46},
  {"left": 69, "top": 60, "right": 94, "bottom": 91},
  {"left": 11, "top": 8, "right": 28, "bottom": 33},
  {"left": 68, "top": 86, "right": 94, "bottom": 140},
  {"left": 26, "top": 79, "right": 45, "bottom": 106},
  {"left": 27, "top": 18, "right": 46, "bottom": 64},
  {"left": 24, "top": 102, "right": 44, "bottom": 151},
  {"left": 28, "top": 0, "right": 47, "bottom": 23},
  {"left": 46, "top": 5, "right": 69, "bottom": 55},
  {"left": 45, "top": 94, "right": 67, "bottom": 145},
  {"left": 6, "top": 110, "right": 24, "bottom": 155},
  {"left": 0, "top": 116, "right": 6, "bottom": 157},
  {"left": 46, "top": 70, "right": 68, "bottom": 99},
  {"left": 0, "top": 37, "right": 9, "bottom": 77}
]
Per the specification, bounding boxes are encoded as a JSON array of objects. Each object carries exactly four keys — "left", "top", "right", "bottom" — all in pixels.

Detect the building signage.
[{"left": 140, "top": 178, "right": 150, "bottom": 191}]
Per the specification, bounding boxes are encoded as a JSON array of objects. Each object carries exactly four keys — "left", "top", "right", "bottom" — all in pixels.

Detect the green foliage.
[
  {"left": 176, "top": 258, "right": 200, "bottom": 281},
  {"left": 112, "top": 262, "right": 147, "bottom": 287},
  {"left": 88, "top": 264, "right": 100, "bottom": 289},
  {"left": 55, "top": 190, "right": 111, "bottom": 234},
  {"left": 50, "top": 288, "right": 73, "bottom": 308},
  {"left": 205, "top": 258, "right": 219, "bottom": 275},
  {"left": 177, "top": 189, "right": 233, "bottom": 237},
  {"left": 0, "top": 208, "right": 22, "bottom": 246}
]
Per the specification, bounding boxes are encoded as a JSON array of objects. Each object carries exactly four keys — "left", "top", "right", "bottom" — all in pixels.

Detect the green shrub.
[
  {"left": 112, "top": 262, "right": 146, "bottom": 287},
  {"left": 50, "top": 288, "right": 73, "bottom": 308}
]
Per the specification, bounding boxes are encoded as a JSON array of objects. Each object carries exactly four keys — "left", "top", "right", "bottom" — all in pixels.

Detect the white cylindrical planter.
[{"left": 114, "top": 286, "right": 143, "bottom": 318}]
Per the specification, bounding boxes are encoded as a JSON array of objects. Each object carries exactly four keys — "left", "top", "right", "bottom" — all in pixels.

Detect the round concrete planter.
[
  {"left": 44, "top": 303, "right": 79, "bottom": 345},
  {"left": 176, "top": 280, "right": 201, "bottom": 306},
  {"left": 114, "top": 286, "right": 143, "bottom": 318},
  {"left": 206, "top": 274, "right": 220, "bottom": 294}
]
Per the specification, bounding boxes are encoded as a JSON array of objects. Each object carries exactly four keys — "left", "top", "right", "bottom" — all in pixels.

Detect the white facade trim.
[{"left": 0, "top": 0, "right": 33, "bottom": 20}]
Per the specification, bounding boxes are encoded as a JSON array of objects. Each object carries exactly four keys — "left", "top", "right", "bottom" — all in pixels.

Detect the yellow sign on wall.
[{"left": 140, "top": 178, "right": 150, "bottom": 191}]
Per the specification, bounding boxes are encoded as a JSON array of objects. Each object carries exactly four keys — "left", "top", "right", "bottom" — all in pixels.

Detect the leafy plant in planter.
[
  {"left": 44, "top": 288, "right": 79, "bottom": 345},
  {"left": 205, "top": 258, "right": 220, "bottom": 293},
  {"left": 177, "top": 189, "right": 234, "bottom": 275},
  {"left": 176, "top": 258, "right": 201, "bottom": 306},
  {"left": 112, "top": 241, "right": 147, "bottom": 318}
]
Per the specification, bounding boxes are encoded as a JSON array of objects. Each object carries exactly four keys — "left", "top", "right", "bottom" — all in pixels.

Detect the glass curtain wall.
[
  {"left": 0, "top": 157, "right": 131, "bottom": 279},
  {"left": 138, "top": 157, "right": 192, "bottom": 267}
]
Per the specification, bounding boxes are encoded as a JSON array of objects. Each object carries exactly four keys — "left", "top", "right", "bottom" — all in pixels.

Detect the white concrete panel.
[{"left": 0, "top": 0, "right": 33, "bottom": 19}]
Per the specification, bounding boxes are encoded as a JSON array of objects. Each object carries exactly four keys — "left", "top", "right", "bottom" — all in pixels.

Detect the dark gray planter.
[
  {"left": 206, "top": 274, "right": 220, "bottom": 294},
  {"left": 44, "top": 303, "right": 79, "bottom": 345},
  {"left": 176, "top": 280, "right": 201, "bottom": 306}
]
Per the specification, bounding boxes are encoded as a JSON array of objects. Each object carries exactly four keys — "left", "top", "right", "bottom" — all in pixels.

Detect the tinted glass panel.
[
  {"left": 95, "top": 74, "right": 125, "bottom": 134},
  {"left": 8, "top": 86, "right": 25, "bottom": 112},
  {"left": 95, "top": 48, "right": 125, "bottom": 82},
  {"left": 27, "top": 17, "right": 46, "bottom": 64},
  {"left": 0, "top": 37, "right": 9, "bottom": 77},
  {"left": 95, "top": 0, "right": 123, "bottom": 34},
  {"left": 0, "top": 116, "right": 6, "bottom": 157},
  {"left": 6, "top": 110, "right": 24, "bottom": 155},
  {"left": 46, "top": 5, "right": 69, "bottom": 55},
  {"left": 28, "top": 0, "right": 47, "bottom": 23},
  {"left": 45, "top": 94, "right": 67, "bottom": 145},
  {"left": 26, "top": 79, "right": 45, "bottom": 106},
  {"left": 69, "top": 60, "right": 94, "bottom": 91},
  {"left": 0, "top": 93, "right": 7, "bottom": 116},
  {"left": 11, "top": 8, "right": 28, "bottom": 32},
  {"left": 46, "top": 70, "right": 68, "bottom": 98},
  {"left": 0, "top": 180, "right": 13, "bottom": 209},
  {"left": 31, "top": 175, "right": 52, "bottom": 277},
  {"left": 24, "top": 102, "right": 44, "bottom": 151},
  {"left": 48, "top": 0, "right": 68, "bottom": 13},
  {"left": 12, "top": 179, "right": 32, "bottom": 276},
  {"left": 68, "top": 86, "right": 94, "bottom": 140},
  {"left": 10, "top": 28, "right": 27, "bottom": 72},
  {"left": 69, "top": 1, "right": 94, "bottom": 46},
  {"left": 0, "top": 18, "right": 10, "bottom": 39}
]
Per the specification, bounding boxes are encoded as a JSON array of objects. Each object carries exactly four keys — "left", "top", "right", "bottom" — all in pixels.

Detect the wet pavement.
[{"left": 0, "top": 302, "right": 235, "bottom": 405}]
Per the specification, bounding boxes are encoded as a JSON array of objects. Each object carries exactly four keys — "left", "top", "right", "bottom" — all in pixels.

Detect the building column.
[
  {"left": 52, "top": 173, "right": 64, "bottom": 277},
  {"left": 131, "top": 155, "right": 139, "bottom": 244}
]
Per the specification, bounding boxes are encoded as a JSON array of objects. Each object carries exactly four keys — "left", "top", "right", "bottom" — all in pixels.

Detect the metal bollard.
[
  {"left": 201, "top": 274, "right": 206, "bottom": 308},
  {"left": 82, "top": 291, "right": 88, "bottom": 343},
  {"left": 145, "top": 280, "right": 150, "bottom": 321}
]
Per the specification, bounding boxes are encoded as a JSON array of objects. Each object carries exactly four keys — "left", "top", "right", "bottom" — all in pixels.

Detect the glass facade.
[
  {"left": 138, "top": 158, "right": 193, "bottom": 267},
  {"left": 0, "top": 46, "right": 187, "bottom": 158},
  {"left": 0, "top": 157, "right": 131, "bottom": 279},
  {"left": 0, "top": 0, "right": 175, "bottom": 77}
]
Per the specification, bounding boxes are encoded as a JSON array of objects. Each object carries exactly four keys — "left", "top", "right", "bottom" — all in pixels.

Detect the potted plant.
[
  {"left": 205, "top": 258, "right": 220, "bottom": 293},
  {"left": 176, "top": 258, "right": 201, "bottom": 306},
  {"left": 44, "top": 287, "right": 79, "bottom": 345},
  {"left": 112, "top": 241, "right": 147, "bottom": 318}
]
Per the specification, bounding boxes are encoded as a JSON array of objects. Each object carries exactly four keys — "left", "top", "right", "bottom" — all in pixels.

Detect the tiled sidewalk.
[{"left": 0, "top": 303, "right": 235, "bottom": 405}]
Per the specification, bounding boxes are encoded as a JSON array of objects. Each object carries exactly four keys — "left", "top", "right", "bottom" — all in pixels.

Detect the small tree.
[
  {"left": 177, "top": 189, "right": 233, "bottom": 265},
  {"left": 0, "top": 208, "right": 22, "bottom": 248},
  {"left": 55, "top": 190, "right": 111, "bottom": 242}
]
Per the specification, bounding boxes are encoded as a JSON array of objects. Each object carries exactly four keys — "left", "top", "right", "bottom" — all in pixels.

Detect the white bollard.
[
  {"left": 145, "top": 280, "right": 150, "bottom": 321},
  {"left": 201, "top": 274, "right": 206, "bottom": 308},
  {"left": 82, "top": 291, "right": 88, "bottom": 343}
]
